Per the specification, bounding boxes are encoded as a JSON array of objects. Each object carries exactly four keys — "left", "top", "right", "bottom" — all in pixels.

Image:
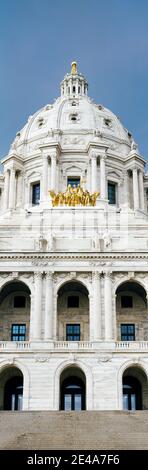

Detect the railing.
[
  {"left": 115, "top": 341, "right": 148, "bottom": 350},
  {"left": 53, "top": 341, "right": 94, "bottom": 349},
  {"left": 0, "top": 341, "right": 30, "bottom": 350},
  {"left": 1, "top": 340, "right": 148, "bottom": 351}
]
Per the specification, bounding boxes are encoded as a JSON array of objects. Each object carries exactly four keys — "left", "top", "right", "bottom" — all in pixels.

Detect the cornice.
[{"left": 0, "top": 252, "right": 148, "bottom": 261}]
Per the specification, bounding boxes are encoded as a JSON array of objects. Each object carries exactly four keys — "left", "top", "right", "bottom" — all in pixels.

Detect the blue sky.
[{"left": 0, "top": 0, "right": 148, "bottom": 164}]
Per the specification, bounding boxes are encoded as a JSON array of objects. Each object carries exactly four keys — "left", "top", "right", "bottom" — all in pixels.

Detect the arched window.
[
  {"left": 123, "top": 376, "right": 142, "bottom": 410},
  {"left": 61, "top": 376, "right": 85, "bottom": 411},
  {"left": 4, "top": 376, "right": 23, "bottom": 410}
]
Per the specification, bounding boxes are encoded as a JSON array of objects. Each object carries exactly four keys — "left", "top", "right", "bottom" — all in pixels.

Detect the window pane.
[
  {"left": 67, "top": 177, "right": 80, "bottom": 188},
  {"left": 19, "top": 325, "right": 26, "bottom": 333},
  {"left": 131, "top": 394, "right": 136, "bottom": 411},
  {"left": 74, "top": 394, "right": 82, "bottom": 411},
  {"left": 18, "top": 395, "right": 23, "bottom": 411},
  {"left": 11, "top": 324, "right": 26, "bottom": 341},
  {"left": 11, "top": 394, "right": 16, "bottom": 411},
  {"left": 12, "top": 335, "right": 19, "bottom": 341},
  {"left": 121, "top": 296, "right": 133, "bottom": 308},
  {"left": 12, "top": 325, "right": 19, "bottom": 333},
  {"left": 32, "top": 183, "right": 40, "bottom": 205},
  {"left": 67, "top": 325, "right": 73, "bottom": 334},
  {"left": 66, "top": 324, "right": 80, "bottom": 341},
  {"left": 128, "top": 325, "right": 134, "bottom": 333},
  {"left": 108, "top": 183, "right": 116, "bottom": 204},
  {"left": 67, "top": 296, "right": 79, "bottom": 308},
  {"left": 121, "top": 324, "right": 135, "bottom": 341},
  {"left": 19, "top": 336, "right": 25, "bottom": 341},
  {"left": 14, "top": 296, "right": 26, "bottom": 308},
  {"left": 123, "top": 394, "right": 128, "bottom": 410},
  {"left": 74, "top": 325, "right": 80, "bottom": 334},
  {"left": 64, "top": 395, "right": 72, "bottom": 411}
]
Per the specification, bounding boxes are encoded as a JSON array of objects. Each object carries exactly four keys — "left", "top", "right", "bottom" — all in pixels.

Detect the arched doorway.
[
  {"left": 122, "top": 366, "right": 147, "bottom": 410},
  {"left": 57, "top": 281, "right": 89, "bottom": 341},
  {"left": 60, "top": 367, "right": 86, "bottom": 411},
  {"left": 0, "top": 366, "right": 23, "bottom": 410},
  {"left": 0, "top": 281, "right": 31, "bottom": 341},
  {"left": 116, "top": 281, "right": 147, "bottom": 341},
  {"left": 4, "top": 376, "right": 23, "bottom": 410},
  {"left": 123, "top": 376, "right": 142, "bottom": 410}
]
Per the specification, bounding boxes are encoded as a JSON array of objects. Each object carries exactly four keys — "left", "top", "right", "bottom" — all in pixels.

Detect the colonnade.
[
  {"left": 3, "top": 168, "right": 23, "bottom": 211},
  {"left": 30, "top": 270, "right": 113, "bottom": 342},
  {"left": 2, "top": 156, "right": 145, "bottom": 211}
]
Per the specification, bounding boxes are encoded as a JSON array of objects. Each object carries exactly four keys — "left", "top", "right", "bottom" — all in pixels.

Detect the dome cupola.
[{"left": 60, "top": 61, "right": 88, "bottom": 97}]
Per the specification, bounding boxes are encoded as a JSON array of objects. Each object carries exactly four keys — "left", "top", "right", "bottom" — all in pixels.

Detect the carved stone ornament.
[
  {"left": 0, "top": 273, "right": 11, "bottom": 280},
  {"left": 31, "top": 260, "right": 49, "bottom": 267},
  {"left": 11, "top": 271, "right": 19, "bottom": 279},
  {"left": 69, "top": 353, "right": 77, "bottom": 362},
  {"left": 97, "top": 355, "right": 112, "bottom": 363},
  {"left": 22, "top": 272, "right": 34, "bottom": 279},
  {"left": 35, "top": 356, "right": 50, "bottom": 363}
]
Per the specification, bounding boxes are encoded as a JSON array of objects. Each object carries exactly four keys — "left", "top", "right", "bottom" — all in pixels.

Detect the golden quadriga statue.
[{"left": 49, "top": 185, "right": 99, "bottom": 207}]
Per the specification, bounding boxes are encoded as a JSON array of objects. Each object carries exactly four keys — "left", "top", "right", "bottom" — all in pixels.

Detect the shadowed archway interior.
[{"left": 60, "top": 366, "right": 86, "bottom": 411}]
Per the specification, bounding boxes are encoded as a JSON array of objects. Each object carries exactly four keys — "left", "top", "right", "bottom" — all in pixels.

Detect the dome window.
[
  {"left": 71, "top": 101, "right": 77, "bottom": 106},
  {"left": 78, "top": 86, "right": 80, "bottom": 94},
  {"left": 128, "top": 131, "right": 132, "bottom": 139},
  {"left": 70, "top": 113, "right": 78, "bottom": 122},
  {"left": 104, "top": 118, "right": 112, "bottom": 128},
  {"left": 72, "top": 86, "right": 76, "bottom": 93},
  {"left": 38, "top": 118, "right": 44, "bottom": 128}
]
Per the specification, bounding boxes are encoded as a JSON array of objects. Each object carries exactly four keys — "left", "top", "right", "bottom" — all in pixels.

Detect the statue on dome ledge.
[{"left": 49, "top": 184, "right": 99, "bottom": 207}]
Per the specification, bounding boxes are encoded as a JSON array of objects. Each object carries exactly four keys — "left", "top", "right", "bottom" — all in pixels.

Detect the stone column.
[
  {"left": 89, "top": 294, "right": 94, "bottom": 341},
  {"left": 70, "top": 78, "right": 72, "bottom": 94},
  {"left": 16, "top": 171, "right": 23, "bottom": 207},
  {"left": 51, "top": 153, "right": 57, "bottom": 190},
  {"left": 64, "top": 80, "right": 67, "bottom": 95},
  {"left": 104, "top": 272, "right": 113, "bottom": 340},
  {"left": 91, "top": 153, "right": 97, "bottom": 192},
  {"left": 3, "top": 170, "right": 10, "bottom": 210},
  {"left": 123, "top": 170, "right": 129, "bottom": 206},
  {"left": 42, "top": 155, "right": 49, "bottom": 201},
  {"left": 44, "top": 272, "right": 53, "bottom": 340},
  {"left": 139, "top": 170, "right": 145, "bottom": 210},
  {"left": 9, "top": 168, "right": 16, "bottom": 209},
  {"left": 93, "top": 272, "right": 102, "bottom": 340},
  {"left": 33, "top": 272, "right": 42, "bottom": 340},
  {"left": 100, "top": 154, "right": 106, "bottom": 199},
  {"left": 132, "top": 167, "right": 139, "bottom": 210}
]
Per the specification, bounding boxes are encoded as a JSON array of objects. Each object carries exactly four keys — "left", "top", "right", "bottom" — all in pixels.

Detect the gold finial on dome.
[{"left": 71, "top": 61, "right": 77, "bottom": 74}]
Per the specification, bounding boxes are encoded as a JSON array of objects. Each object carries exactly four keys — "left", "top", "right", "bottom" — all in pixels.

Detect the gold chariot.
[{"left": 49, "top": 184, "right": 99, "bottom": 207}]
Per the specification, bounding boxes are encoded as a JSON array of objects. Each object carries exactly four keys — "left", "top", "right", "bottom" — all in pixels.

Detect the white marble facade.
[{"left": 0, "top": 63, "right": 148, "bottom": 411}]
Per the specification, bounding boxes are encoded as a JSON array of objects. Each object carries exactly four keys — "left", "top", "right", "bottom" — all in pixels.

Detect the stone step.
[{"left": 0, "top": 411, "right": 148, "bottom": 450}]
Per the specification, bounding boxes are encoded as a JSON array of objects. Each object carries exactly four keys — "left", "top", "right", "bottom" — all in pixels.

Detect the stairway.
[{"left": 0, "top": 411, "right": 148, "bottom": 450}]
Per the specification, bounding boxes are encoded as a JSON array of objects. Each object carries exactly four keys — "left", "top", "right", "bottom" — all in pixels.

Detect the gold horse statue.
[{"left": 49, "top": 184, "right": 99, "bottom": 207}]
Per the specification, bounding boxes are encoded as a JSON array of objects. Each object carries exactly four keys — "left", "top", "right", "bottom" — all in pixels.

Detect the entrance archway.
[
  {"left": 122, "top": 366, "right": 147, "bottom": 410},
  {"left": 57, "top": 281, "right": 89, "bottom": 341},
  {"left": 4, "top": 375, "right": 23, "bottom": 410},
  {"left": 123, "top": 376, "right": 142, "bottom": 410},
  {"left": 0, "top": 366, "right": 23, "bottom": 410},
  {"left": 0, "top": 281, "right": 31, "bottom": 341},
  {"left": 60, "top": 366, "right": 86, "bottom": 411},
  {"left": 116, "top": 281, "right": 147, "bottom": 341}
]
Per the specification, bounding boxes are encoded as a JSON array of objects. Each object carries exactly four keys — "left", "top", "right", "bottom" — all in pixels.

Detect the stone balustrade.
[{"left": 1, "top": 340, "right": 148, "bottom": 352}]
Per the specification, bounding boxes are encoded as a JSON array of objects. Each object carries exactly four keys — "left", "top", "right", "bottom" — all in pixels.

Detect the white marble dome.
[{"left": 9, "top": 62, "right": 132, "bottom": 158}]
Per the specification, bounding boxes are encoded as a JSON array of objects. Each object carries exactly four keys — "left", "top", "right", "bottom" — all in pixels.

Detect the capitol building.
[{"left": 0, "top": 62, "right": 148, "bottom": 414}]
